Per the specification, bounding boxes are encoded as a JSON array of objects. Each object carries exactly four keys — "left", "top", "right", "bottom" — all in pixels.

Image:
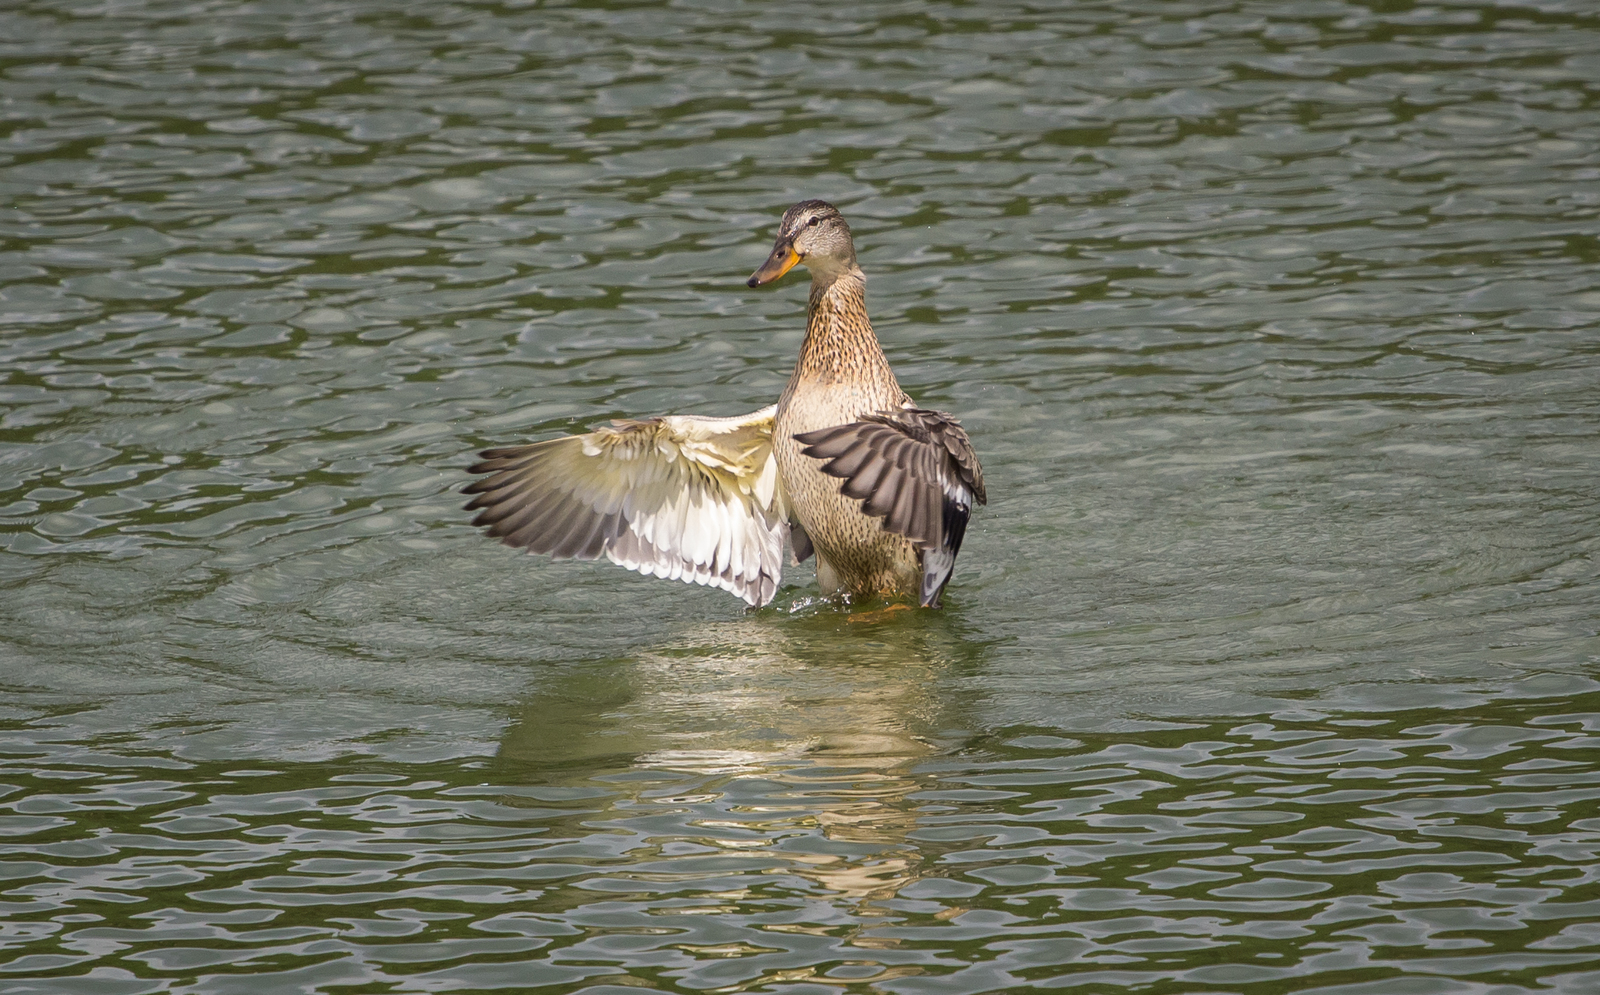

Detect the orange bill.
[{"left": 747, "top": 242, "right": 802, "bottom": 287}]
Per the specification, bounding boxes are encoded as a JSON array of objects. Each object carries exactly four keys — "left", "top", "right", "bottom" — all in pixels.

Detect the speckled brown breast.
[{"left": 774, "top": 270, "right": 921, "bottom": 600}]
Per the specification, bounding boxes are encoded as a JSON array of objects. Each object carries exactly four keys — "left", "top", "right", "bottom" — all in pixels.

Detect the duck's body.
[
  {"left": 465, "top": 200, "right": 984, "bottom": 608},
  {"left": 774, "top": 262, "right": 919, "bottom": 599}
]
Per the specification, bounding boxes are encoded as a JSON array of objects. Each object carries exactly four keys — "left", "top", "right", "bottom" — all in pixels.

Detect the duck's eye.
[{"left": 807, "top": 216, "right": 822, "bottom": 227}]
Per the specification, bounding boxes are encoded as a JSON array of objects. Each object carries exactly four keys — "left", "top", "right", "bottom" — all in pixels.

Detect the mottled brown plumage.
[
  {"left": 794, "top": 409, "right": 986, "bottom": 606},
  {"left": 464, "top": 199, "right": 984, "bottom": 608},
  {"left": 761, "top": 202, "right": 983, "bottom": 607}
]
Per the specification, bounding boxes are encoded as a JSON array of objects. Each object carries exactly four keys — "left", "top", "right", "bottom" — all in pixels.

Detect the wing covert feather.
[
  {"left": 794, "top": 407, "right": 984, "bottom": 608},
  {"left": 464, "top": 405, "right": 788, "bottom": 606}
]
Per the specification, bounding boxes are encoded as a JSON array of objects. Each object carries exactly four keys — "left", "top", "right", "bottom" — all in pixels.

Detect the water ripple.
[
  {"left": 1, "top": 693, "right": 1596, "bottom": 991},
  {"left": 4, "top": 0, "right": 1600, "bottom": 991}
]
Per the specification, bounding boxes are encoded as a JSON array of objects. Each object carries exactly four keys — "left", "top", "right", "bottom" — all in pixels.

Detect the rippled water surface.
[{"left": 3, "top": 0, "right": 1600, "bottom": 992}]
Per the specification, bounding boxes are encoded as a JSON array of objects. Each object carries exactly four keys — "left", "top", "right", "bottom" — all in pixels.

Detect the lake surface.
[{"left": 3, "top": 0, "right": 1599, "bottom": 992}]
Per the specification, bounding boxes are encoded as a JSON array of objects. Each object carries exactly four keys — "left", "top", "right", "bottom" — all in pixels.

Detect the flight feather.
[{"left": 464, "top": 405, "right": 789, "bottom": 606}]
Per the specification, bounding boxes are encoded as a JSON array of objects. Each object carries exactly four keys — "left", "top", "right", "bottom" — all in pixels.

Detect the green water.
[{"left": 3, "top": 1, "right": 1599, "bottom": 992}]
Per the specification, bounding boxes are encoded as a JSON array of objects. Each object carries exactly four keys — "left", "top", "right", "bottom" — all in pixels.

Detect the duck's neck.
[{"left": 790, "top": 269, "right": 899, "bottom": 394}]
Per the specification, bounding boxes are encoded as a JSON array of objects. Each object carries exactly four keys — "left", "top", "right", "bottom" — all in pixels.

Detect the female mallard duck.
[{"left": 463, "top": 200, "right": 985, "bottom": 608}]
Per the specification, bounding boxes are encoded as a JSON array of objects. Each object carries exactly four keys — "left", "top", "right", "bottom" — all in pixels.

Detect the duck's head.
[{"left": 747, "top": 200, "right": 857, "bottom": 288}]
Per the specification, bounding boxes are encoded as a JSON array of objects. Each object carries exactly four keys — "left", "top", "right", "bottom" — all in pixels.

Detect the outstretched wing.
[
  {"left": 464, "top": 405, "right": 789, "bottom": 607},
  {"left": 795, "top": 407, "right": 985, "bottom": 607}
]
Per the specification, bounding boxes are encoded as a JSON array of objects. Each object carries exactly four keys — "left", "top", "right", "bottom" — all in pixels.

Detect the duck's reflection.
[{"left": 496, "top": 609, "right": 990, "bottom": 917}]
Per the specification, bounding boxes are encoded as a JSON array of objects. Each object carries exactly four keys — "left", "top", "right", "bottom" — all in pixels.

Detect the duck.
[{"left": 463, "top": 199, "right": 985, "bottom": 608}]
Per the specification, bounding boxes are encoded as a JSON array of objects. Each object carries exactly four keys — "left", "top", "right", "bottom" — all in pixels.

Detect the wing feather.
[
  {"left": 789, "top": 520, "right": 813, "bottom": 563},
  {"left": 842, "top": 454, "right": 890, "bottom": 503},
  {"left": 795, "top": 407, "right": 984, "bottom": 608},
  {"left": 495, "top": 490, "right": 567, "bottom": 549},
  {"left": 465, "top": 405, "right": 788, "bottom": 606},
  {"left": 825, "top": 444, "right": 873, "bottom": 479}
]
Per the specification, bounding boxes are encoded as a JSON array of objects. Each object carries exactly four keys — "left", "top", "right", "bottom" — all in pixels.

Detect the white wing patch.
[{"left": 465, "top": 405, "right": 789, "bottom": 606}]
